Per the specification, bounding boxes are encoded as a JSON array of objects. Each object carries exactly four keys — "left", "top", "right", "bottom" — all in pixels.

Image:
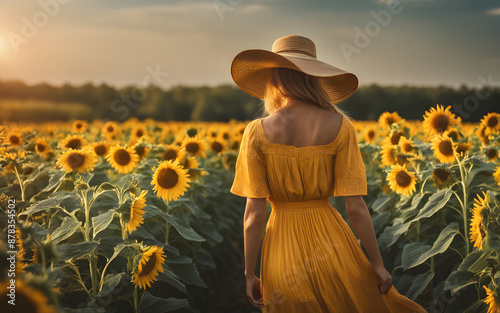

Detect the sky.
[{"left": 0, "top": 0, "right": 499, "bottom": 90}]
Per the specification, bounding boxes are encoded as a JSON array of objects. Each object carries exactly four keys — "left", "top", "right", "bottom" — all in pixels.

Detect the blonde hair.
[{"left": 260, "top": 68, "right": 347, "bottom": 117}]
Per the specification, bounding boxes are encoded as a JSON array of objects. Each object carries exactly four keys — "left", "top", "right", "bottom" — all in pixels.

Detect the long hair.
[{"left": 259, "top": 68, "right": 347, "bottom": 117}]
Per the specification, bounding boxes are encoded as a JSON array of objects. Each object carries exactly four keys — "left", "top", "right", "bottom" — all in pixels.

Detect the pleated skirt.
[{"left": 260, "top": 198, "right": 428, "bottom": 313}]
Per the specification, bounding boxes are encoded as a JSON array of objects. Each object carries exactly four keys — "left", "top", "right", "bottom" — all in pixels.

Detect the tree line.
[{"left": 0, "top": 80, "right": 498, "bottom": 122}]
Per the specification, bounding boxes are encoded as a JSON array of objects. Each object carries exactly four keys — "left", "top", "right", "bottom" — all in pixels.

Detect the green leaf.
[
  {"left": 468, "top": 250, "right": 494, "bottom": 274},
  {"left": 41, "top": 169, "right": 66, "bottom": 193},
  {"left": 371, "top": 195, "right": 391, "bottom": 212},
  {"left": 166, "top": 262, "right": 207, "bottom": 288},
  {"left": 444, "top": 270, "right": 476, "bottom": 293},
  {"left": 157, "top": 266, "right": 187, "bottom": 293},
  {"left": 147, "top": 206, "right": 205, "bottom": 242},
  {"left": 92, "top": 209, "right": 116, "bottom": 239},
  {"left": 400, "top": 192, "right": 424, "bottom": 222},
  {"left": 97, "top": 273, "right": 126, "bottom": 298},
  {"left": 402, "top": 222, "right": 459, "bottom": 270},
  {"left": 20, "top": 193, "right": 76, "bottom": 216},
  {"left": 405, "top": 271, "right": 434, "bottom": 300},
  {"left": 51, "top": 217, "right": 82, "bottom": 243},
  {"left": 139, "top": 292, "right": 191, "bottom": 313},
  {"left": 412, "top": 188, "right": 452, "bottom": 222},
  {"left": 97, "top": 182, "right": 117, "bottom": 193},
  {"left": 58, "top": 241, "right": 99, "bottom": 261},
  {"left": 378, "top": 220, "right": 411, "bottom": 248},
  {"left": 458, "top": 249, "right": 483, "bottom": 272}
]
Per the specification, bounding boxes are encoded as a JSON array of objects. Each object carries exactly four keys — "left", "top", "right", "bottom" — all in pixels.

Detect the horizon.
[{"left": 0, "top": 0, "right": 499, "bottom": 90}]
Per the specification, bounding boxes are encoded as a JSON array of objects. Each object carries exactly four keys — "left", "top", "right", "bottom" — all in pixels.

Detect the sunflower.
[
  {"left": 56, "top": 146, "right": 98, "bottom": 173},
  {"left": 481, "top": 113, "right": 500, "bottom": 134},
  {"left": 34, "top": 137, "right": 51, "bottom": 156},
  {"left": 494, "top": 166, "right": 500, "bottom": 187},
  {"left": 0, "top": 279, "right": 56, "bottom": 313},
  {"left": 162, "top": 144, "right": 185, "bottom": 162},
  {"left": 399, "top": 137, "right": 415, "bottom": 154},
  {"left": 431, "top": 168, "right": 451, "bottom": 188},
  {"left": 386, "top": 164, "right": 417, "bottom": 196},
  {"left": 447, "top": 127, "right": 461, "bottom": 141},
  {"left": 477, "top": 125, "right": 491, "bottom": 146},
  {"left": 128, "top": 190, "right": 147, "bottom": 233},
  {"left": 131, "top": 125, "right": 148, "bottom": 140},
  {"left": 182, "top": 135, "right": 208, "bottom": 158},
  {"left": 7, "top": 131, "right": 22, "bottom": 147},
  {"left": 380, "top": 143, "right": 397, "bottom": 167},
  {"left": 422, "top": 105, "right": 460, "bottom": 135},
  {"left": 102, "top": 121, "right": 120, "bottom": 139},
  {"left": 209, "top": 138, "right": 226, "bottom": 155},
  {"left": 456, "top": 142, "right": 472, "bottom": 157},
  {"left": 486, "top": 148, "right": 498, "bottom": 162},
  {"left": 180, "top": 156, "right": 200, "bottom": 170},
  {"left": 431, "top": 132, "right": 457, "bottom": 164},
  {"left": 363, "top": 126, "right": 378, "bottom": 144},
  {"left": 133, "top": 144, "right": 149, "bottom": 159},
  {"left": 222, "top": 152, "right": 238, "bottom": 170},
  {"left": 483, "top": 285, "right": 500, "bottom": 313},
  {"left": 106, "top": 145, "right": 139, "bottom": 174},
  {"left": 72, "top": 120, "right": 88, "bottom": 133},
  {"left": 378, "top": 112, "right": 401, "bottom": 130},
  {"left": 92, "top": 142, "right": 109, "bottom": 157},
  {"left": 151, "top": 159, "right": 191, "bottom": 202},
  {"left": 61, "top": 134, "right": 87, "bottom": 150},
  {"left": 131, "top": 245, "right": 165, "bottom": 290},
  {"left": 470, "top": 191, "right": 490, "bottom": 250}
]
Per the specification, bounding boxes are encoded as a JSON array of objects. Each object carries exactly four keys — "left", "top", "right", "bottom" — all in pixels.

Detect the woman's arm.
[
  {"left": 243, "top": 197, "right": 267, "bottom": 308},
  {"left": 345, "top": 195, "right": 392, "bottom": 293},
  {"left": 244, "top": 197, "right": 267, "bottom": 277}
]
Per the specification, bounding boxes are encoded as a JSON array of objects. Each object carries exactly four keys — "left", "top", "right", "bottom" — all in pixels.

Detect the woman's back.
[{"left": 260, "top": 99, "right": 343, "bottom": 148}]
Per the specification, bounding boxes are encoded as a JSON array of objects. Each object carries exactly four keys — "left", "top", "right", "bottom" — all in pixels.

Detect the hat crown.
[{"left": 272, "top": 35, "right": 317, "bottom": 59}]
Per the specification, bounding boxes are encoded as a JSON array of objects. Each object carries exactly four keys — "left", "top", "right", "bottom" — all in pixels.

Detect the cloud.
[{"left": 485, "top": 7, "right": 500, "bottom": 15}]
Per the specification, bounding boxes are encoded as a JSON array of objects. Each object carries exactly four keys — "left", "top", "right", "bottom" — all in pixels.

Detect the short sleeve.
[
  {"left": 230, "top": 120, "right": 271, "bottom": 198},
  {"left": 333, "top": 119, "right": 368, "bottom": 197}
]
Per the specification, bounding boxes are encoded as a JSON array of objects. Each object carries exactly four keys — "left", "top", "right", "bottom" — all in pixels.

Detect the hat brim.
[{"left": 231, "top": 49, "right": 358, "bottom": 104}]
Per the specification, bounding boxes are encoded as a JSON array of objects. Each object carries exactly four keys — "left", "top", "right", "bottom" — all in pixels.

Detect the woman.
[{"left": 230, "top": 35, "right": 427, "bottom": 313}]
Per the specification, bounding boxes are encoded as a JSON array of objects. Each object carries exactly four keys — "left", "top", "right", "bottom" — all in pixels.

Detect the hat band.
[{"left": 277, "top": 52, "right": 317, "bottom": 61}]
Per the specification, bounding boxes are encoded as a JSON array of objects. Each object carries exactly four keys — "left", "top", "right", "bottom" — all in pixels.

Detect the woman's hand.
[
  {"left": 372, "top": 263, "right": 392, "bottom": 294},
  {"left": 246, "top": 274, "right": 264, "bottom": 309}
]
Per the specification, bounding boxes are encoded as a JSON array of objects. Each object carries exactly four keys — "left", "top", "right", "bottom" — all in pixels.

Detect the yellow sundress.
[{"left": 230, "top": 115, "right": 427, "bottom": 313}]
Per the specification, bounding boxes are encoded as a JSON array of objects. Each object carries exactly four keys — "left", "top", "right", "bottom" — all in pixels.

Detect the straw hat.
[{"left": 231, "top": 35, "right": 358, "bottom": 104}]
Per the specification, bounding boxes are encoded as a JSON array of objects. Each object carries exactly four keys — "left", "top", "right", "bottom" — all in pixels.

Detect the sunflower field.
[{"left": 0, "top": 106, "right": 500, "bottom": 312}]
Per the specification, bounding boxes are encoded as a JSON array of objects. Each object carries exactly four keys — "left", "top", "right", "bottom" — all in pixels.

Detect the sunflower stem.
[
  {"left": 90, "top": 252, "right": 99, "bottom": 298},
  {"left": 134, "top": 286, "right": 139, "bottom": 313},
  {"left": 13, "top": 164, "right": 25, "bottom": 202},
  {"left": 165, "top": 199, "right": 171, "bottom": 245},
  {"left": 457, "top": 155, "right": 470, "bottom": 255},
  {"left": 82, "top": 190, "right": 91, "bottom": 242}
]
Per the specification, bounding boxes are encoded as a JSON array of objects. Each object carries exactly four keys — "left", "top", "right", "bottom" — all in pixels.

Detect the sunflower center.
[
  {"left": 185, "top": 142, "right": 200, "bottom": 154},
  {"left": 114, "top": 149, "right": 131, "bottom": 165},
  {"left": 76, "top": 123, "right": 82, "bottom": 129},
  {"left": 94, "top": 145, "right": 106, "bottom": 156},
  {"left": 36, "top": 143, "right": 46, "bottom": 152},
  {"left": 9, "top": 135, "right": 20, "bottom": 145},
  {"left": 486, "top": 148, "right": 497, "bottom": 160},
  {"left": 488, "top": 116, "right": 498, "bottom": 128},
  {"left": 368, "top": 130, "right": 375, "bottom": 139},
  {"left": 231, "top": 142, "right": 239, "bottom": 150},
  {"left": 139, "top": 253, "right": 157, "bottom": 277},
  {"left": 135, "top": 146, "right": 146, "bottom": 157},
  {"left": 223, "top": 133, "right": 229, "bottom": 140},
  {"left": 136, "top": 130, "right": 144, "bottom": 137},
  {"left": 448, "top": 131, "right": 459, "bottom": 141},
  {"left": 438, "top": 140, "right": 454, "bottom": 156},
  {"left": 157, "top": 168, "right": 179, "bottom": 189},
  {"left": 107, "top": 126, "right": 114, "bottom": 133},
  {"left": 402, "top": 143, "right": 413, "bottom": 152},
  {"left": 211, "top": 141, "right": 223, "bottom": 153},
  {"left": 163, "top": 149, "right": 178, "bottom": 161},
  {"left": 433, "top": 169, "right": 450, "bottom": 182},
  {"left": 186, "top": 128, "right": 198, "bottom": 137},
  {"left": 386, "top": 117, "right": 395, "bottom": 125},
  {"left": 66, "top": 138, "right": 82, "bottom": 149},
  {"left": 68, "top": 153, "right": 84, "bottom": 168},
  {"left": 432, "top": 115, "right": 449, "bottom": 133},
  {"left": 391, "top": 133, "right": 402, "bottom": 145},
  {"left": 395, "top": 170, "right": 412, "bottom": 188}
]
